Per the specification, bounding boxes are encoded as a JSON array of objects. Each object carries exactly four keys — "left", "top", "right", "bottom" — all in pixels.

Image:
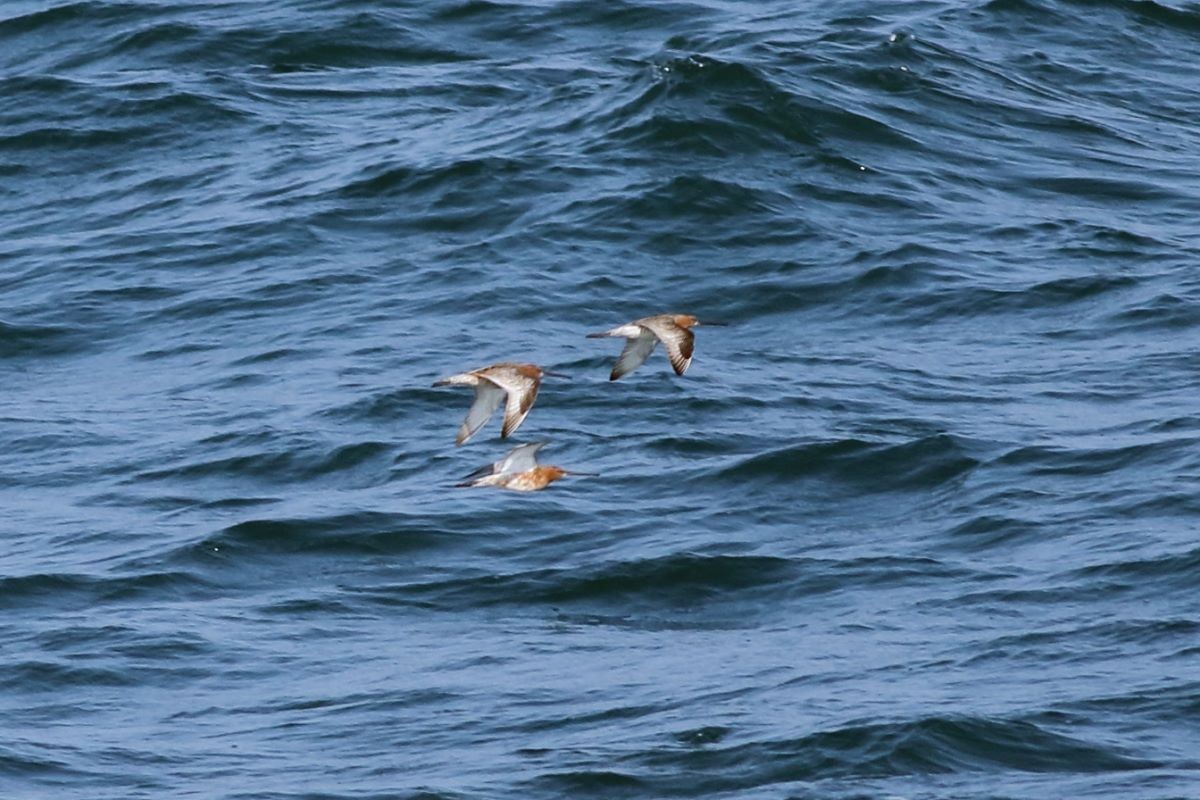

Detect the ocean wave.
[
  {"left": 694, "top": 244, "right": 1149, "bottom": 324},
  {"left": 2, "top": 4, "right": 475, "bottom": 72},
  {"left": 1005, "top": 618, "right": 1200, "bottom": 650},
  {"left": 579, "top": 51, "right": 921, "bottom": 168},
  {"left": 1059, "top": 680, "right": 1200, "bottom": 723},
  {"left": 568, "top": 175, "right": 790, "bottom": 232},
  {"left": 714, "top": 433, "right": 977, "bottom": 491},
  {"left": 531, "top": 714, "right": 1160, "bottom": 793},
  {"left": 0, "top": 570, "right": 213, "bottom": 609},
  {"left": 945, "top": 514, "right": 1042, "bottom": 549},
  {"left": 1106, "top": 292, "right": 1200, "bottom": 332},
  {"left": 1057, "top": 0, "right": 1200, "bottom": 33},
  {"left": 0, "top": 77, "right": 249, "bottom": 158},
  {"left": 0, "top": 741, "right": 82, "bottom": 781},
  {"left": 1069, "top": 545, "right": 1200, "bottom": 589},
  {"left": 994, "top": 438, "right": 1195, "bottom": 478},
  {"left": 0, "top": 319, "right": 87, "bottom": 357},
  {"left": 337, "top": 155, "right": 532, "bottom": 200},
  {"left": 358, "top": 553, "right": 797, "bottom": 611},
  {"left": 0, "top": 1, "right": 151, "bottom": 38},
  {"left": 195, "top": 511, "right": 456, "bottom": 558},
  {"left": 352, "top": 552, "right": 977, "bottom": 613},
  {"left": 133, "top": 439, "right": 394, "bottom": 487}
]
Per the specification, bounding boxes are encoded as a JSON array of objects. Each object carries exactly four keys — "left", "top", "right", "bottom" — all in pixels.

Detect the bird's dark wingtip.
[{"left": 460, "top": 465, "right": 493, "bottom": 481}]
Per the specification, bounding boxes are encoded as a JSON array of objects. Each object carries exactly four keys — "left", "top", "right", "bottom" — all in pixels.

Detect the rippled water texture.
[{"left": 3, "top": 0, "right": 1200, "bottom": 797}]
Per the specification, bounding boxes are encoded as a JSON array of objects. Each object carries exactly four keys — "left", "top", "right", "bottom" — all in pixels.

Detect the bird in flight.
[
  {"left": 433, "top": 362, "right": 566, "bottom": 445},
  {"left": 456, "top": 441, "right": 595, "bottom": 491},
  {"left": 587, "top": 313, "right": 724, "bottom": 380}
]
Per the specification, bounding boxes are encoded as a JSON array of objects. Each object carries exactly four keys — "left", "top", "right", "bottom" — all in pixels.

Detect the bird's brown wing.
[
  {"left": 481, "top": 369, "right": 540, "bottom": 439},
  {"left": 640, "top": 318, "right": 695, "bottom": 376}
]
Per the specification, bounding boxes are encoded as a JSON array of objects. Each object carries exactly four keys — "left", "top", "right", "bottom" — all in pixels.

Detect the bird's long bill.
[
  {"left": 542, "top": 370, "right": 571, "bottom": 378},
  {"left": 698, "top": 320, "right": 729, "bottom": 327},
  {"left": 566, "top": 470, "right": 600, "bottom": 477},
  {"left": 584, "top": 332, "right": 609, "bottom": 339}
]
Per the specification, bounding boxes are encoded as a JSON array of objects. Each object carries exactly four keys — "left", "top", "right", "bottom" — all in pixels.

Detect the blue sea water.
[{"left": 2, "top": 0, "right": 1200, "bottom": 797}]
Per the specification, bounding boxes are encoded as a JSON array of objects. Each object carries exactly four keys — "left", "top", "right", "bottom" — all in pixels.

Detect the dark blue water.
[{"left": 3, "top": 0, "right": 1200, "bottom": 797}]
